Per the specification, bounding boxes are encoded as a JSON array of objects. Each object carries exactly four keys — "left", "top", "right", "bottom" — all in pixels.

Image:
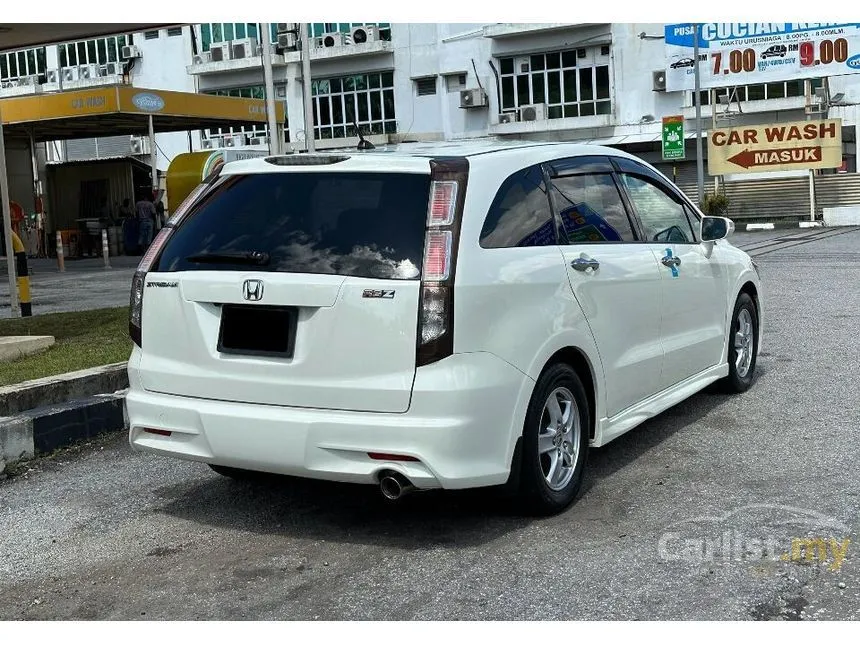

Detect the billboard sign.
[
  {"left": 707, "top": 118, "right": 842, "bottom": 175},
  {"left": 664, "top": 23, "right": 860, "bottom": 92},
  {"left": 662, "top": 115, "right": 685, "bottom": 160}
]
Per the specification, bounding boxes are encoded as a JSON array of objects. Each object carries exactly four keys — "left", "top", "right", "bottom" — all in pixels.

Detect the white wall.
[{"left": 131, "top": 27, "right": 196, "bottom": 169}]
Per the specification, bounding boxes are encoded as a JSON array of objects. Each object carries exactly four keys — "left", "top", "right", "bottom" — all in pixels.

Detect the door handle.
[
  {"left": 661, "top": 256, "right": 681, "bottom": 268},
  {"left": 571, "top": 257, "right": 600, "bottom": 271}
]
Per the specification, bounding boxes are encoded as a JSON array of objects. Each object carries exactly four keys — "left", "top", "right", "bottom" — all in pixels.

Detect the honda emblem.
[{"left": 242, "top": 279, "right": 264, "bottom": 302}]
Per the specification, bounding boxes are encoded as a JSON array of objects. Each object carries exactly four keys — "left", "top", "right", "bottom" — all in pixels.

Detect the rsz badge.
[
  {"left": 146, "top": 281, "right": 178, "bottom": 288},
  {"left": 362, "top": 289, "right": 395, "bottom": 299}
]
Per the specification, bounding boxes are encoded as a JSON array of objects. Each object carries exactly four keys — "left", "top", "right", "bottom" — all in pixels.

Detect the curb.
[
  {"left": 0, "top": 362, "right": 129, "bottom": 417},
  {"left": 744, "top": 222, "right": 824, "bottom": 231},
  {"left": 0, "top": 390, "right": 127, "bottom": 475}
]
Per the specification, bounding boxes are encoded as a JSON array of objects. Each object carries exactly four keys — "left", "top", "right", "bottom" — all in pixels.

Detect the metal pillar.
[
  {"left": 300, "top": 24, "right": 315, "bottom": 153},
  {"left": 0, "top": 104, "right": 20, "bottom": 317},
  {"left": 693, "top": 25, "right": 705, "bottom": 205},
  {"left": 261, "top": 23, "right": 280, "bottom": 156},
  {"left": 148, "top": 114, "right": 157, "bottom": 197},
  {"left": 806, "top": 79, "right": 817, "bottom": 221}
]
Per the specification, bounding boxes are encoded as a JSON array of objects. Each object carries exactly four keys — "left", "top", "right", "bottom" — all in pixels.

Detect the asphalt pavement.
[{"left": 1, "top": 228, "right": 859, "bottom": 620}]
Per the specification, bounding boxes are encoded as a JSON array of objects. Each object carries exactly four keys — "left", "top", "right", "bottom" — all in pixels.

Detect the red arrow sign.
[{"left": 727, "top": 146, "right": 822, "bottom": 169}]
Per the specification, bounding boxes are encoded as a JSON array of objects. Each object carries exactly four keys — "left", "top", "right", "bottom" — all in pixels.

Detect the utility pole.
[
  {"left": 299, "top": 24, "right": 315, "bottom": 153},
  {"left": 0, "top": 106, "right": 20, "bottom": 317},
  {"left": 261, "top": 23, "right": 280, "bottom": 156},
  {"left": 693, "top": 24, "right": 705, "bottom": 205}
]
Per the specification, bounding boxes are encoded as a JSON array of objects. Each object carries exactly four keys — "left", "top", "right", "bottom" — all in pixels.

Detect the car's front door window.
[{"left": 619, "top": 174, "right": 697, "bottom": 243}]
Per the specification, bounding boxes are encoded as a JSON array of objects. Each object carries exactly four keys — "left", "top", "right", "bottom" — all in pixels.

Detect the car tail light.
[
  {"left": 417, "top": 159, "right": 468, "bottom": 367},
  {"left": 129, "top": 227, "right": 175, "bottom": 347},
  {"left": 422, "top": 230, "right": 452, "bottom": 281},
  {"left": 427, "top": 181, "right": 458, "bottom": 226}
]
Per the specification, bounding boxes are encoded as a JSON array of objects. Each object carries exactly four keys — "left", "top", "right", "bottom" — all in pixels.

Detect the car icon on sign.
[
  {"left": 670, "top": 57, "right": 696, "bottom": 69},
  {"left": 761, "top": 45, "right": 787, "bottom": 59}
]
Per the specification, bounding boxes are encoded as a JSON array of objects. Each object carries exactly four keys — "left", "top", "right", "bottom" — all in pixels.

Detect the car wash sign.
[
  {"left": 664, "top": 23, "right": 860, "bottom": 92},
  {"left": 708, "top": 118, "right": 842, "bottom": 175}
]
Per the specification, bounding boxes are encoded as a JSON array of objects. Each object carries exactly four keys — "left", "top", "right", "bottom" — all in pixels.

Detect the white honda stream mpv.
[{"left": 126, "top": 141, "right": 762, "bottom": 515}]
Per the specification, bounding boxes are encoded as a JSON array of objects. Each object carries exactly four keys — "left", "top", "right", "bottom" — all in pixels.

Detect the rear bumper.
[{"left": 126, "top": 350, "right": 533, "bottom": 490}]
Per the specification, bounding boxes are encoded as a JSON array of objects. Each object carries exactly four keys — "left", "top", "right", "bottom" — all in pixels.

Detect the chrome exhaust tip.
[{"left": 379, "top": 471, "right": 415, "bottom": 501}]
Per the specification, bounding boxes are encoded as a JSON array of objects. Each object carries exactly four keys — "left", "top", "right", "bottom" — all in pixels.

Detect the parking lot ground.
[
  {"left": 1, "top": 228, "right": 860, "bottom": 620},
  {"left": 0, "top": 256, "right": 139, "bottom": 319}
]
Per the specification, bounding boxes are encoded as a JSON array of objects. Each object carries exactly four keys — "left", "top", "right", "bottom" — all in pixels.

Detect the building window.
[
  {"left": 445, "top": 73, "right": 467, "bottom": 93},
  {"left": 144, "top": 30, "right": 160, "bottom": 40},
  {"left": 0, "top": 47, "right": 47, "bottom": 82},
  {"left": 202, "top": 86, "right": 288, "bottom": 141},
  {"left": 199, "top": 23, "right": 260, "bottom": 52},
  {"left": 311, "top": 72, "right": 396, "bottom": 140},
  {"left": 690, "top": 79, "right": 822, "bottom": 106},
  {"left": 415, "top": 77, "right": 437, "bottom": 97},
  {"left": 167, "top": 27, "right": 183, "bottom": 37},
  {"left": 307, "top": 23, "right": 391, "bottom": 40},
  {"left": 499, "top": 46, "right": 612, "bottom": 119},
  {"left": 58, "top": 35, "right": 129, "bottom": 67}
]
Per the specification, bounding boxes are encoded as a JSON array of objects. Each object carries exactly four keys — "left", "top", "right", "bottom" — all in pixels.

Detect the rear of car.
[{"left": 125, "top": 153, "right": 530, "bottom": 490}]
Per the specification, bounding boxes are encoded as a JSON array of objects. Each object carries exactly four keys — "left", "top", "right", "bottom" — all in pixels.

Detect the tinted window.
[
  {"left": 156, "top": 172, "right": 430, "bottom": 280},
  {"left": 619, "top": 174, "right": 696, "bottom": 243},
  {"left": 549, "top": 173, "right": 636, "bottom": 243},
  {"left": 480, "top": 165, "right": 556, "bottom": 248}
]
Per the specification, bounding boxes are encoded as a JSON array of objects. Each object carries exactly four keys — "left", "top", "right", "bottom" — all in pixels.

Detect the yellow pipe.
[{"left": 10, "top": 230, "right": 32, "bottom": 316}]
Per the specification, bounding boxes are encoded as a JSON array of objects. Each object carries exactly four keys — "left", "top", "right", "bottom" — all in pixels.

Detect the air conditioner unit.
[
  {"left": 652, "top": 70, "right": 667, "bottom": 92},
  {"left": 514, "top": 57, "right": 530, "bottom": 74},
  {"left": 129, "top": 136, "right": 150, "bottom": 155},
  {"left": 518, "top": 104, "right": 547, "bottom": 122},
  {"left": 222, "top": 134, "right": 244, "bottom": 148},
  {"left": 277, "top": 23, "right": 297, "bottom": 34},
  {"left": 46, "top": 69, "right": 59, "bottom": 83},
  {"left": 16, "top": 74, "right": 39, "bottom": 86},
  {"left": 248, "top": 136, "right": 268, "bottom": 146},
  {"left": 201, "top": 138, "right": 216, "bottom": 150},
  {"left": 460, "top": 88, "right": 489, "bottom": 109},
  {"left": 231, "top": 38, "right": 258, "bottom": 60},
  {"left": 318, "top": 32, "right": 345, "bottom": 48},
  {"left": 277, "top": 32, "right": 298, "bottom": 51},
  {"left": 192, "top": 51, "right": 211, "bottom": 65},
  {"left": 209, "top": 43, "right": 230, "bottom": 62},
  {"left": 498, "top": 112, "right": 518, "bottom": 124},
  {"left": 101, "top": 61, "right": 123, "bottom": 76},
  {"left": 79, "top": 64, "right": 99, "bottom": 80},
  {"left": 351, "top": 25, "right": 379, "bottom": 45},
  {"left": 121, "top": 45, "right": 142, "bottom": 60},
  {"left": 61, "top": 66, "right": 80, "bottom": 82},
  {"left": 275, "top": 85, "right": 287, "bottom": 99}
]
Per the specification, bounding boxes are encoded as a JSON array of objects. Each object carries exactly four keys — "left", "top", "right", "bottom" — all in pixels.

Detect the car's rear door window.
[{"left": 156, "top": 172, "right": 431, "bottom": 280}]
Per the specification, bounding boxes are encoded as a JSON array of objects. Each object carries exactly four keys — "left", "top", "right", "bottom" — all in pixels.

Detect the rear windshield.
[{"left": 155, "top": 172, "right": 430, "bottom": 280}]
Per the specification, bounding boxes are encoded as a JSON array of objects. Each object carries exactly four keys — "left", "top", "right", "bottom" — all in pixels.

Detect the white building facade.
[{"left": 3, "top": 22, "right": 859, "bottom": 220}]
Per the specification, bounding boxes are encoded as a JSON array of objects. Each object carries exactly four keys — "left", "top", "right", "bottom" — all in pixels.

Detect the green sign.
[{"left": 662, "top": 116, "right": 685, "bottom": 160}]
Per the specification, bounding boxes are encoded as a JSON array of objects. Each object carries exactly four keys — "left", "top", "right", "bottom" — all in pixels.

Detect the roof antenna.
[{"left": 352, "top": 118, "right": 375, "bottom": 150}]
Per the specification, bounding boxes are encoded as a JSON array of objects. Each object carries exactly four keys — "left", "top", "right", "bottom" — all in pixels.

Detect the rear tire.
[
  {"left": 517, "top": 363, "right": 590, "bottom": 516},
  {"left": 720, "top": 292, "right": 759, "bottom": 393},
  {"left": 208, "top": 464, "right": 262, "bottom": 480}
]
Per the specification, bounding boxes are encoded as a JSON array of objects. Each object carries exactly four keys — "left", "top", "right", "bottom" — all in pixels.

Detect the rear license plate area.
[{"left": 217, "top": 304, "right": 297, "bottom": 358}]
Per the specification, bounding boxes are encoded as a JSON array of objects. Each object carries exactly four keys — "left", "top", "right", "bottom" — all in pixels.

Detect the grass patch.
[{"left": 0, "top": 307, "right": 131, "bottom": 386}]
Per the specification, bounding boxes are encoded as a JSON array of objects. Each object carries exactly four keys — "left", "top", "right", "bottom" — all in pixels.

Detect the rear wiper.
[{"left": 185, "top": 251, "right": 270, "bottom": 266}]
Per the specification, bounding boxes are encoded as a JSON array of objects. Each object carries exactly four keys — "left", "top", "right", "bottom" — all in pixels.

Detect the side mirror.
[{"left": 701, "top": 216, "right": 734, "bottom": 242}]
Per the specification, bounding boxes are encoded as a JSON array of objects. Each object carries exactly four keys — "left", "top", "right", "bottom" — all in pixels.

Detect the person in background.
[
  {"left": 119, "top": 198, "right": 134, "bottom": 221},
  {"left": 136, "top": 193, "right": 156, "bottom": 251}
]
